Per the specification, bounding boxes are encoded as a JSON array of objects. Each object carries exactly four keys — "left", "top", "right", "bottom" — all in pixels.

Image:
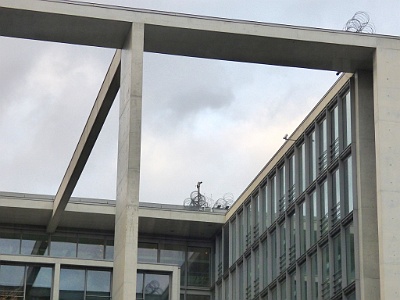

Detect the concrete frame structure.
[{"left": 1, "top": 0, "right": 400, "bottom": 299}]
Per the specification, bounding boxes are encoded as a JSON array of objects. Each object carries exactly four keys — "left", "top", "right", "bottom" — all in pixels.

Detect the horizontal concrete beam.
[
  {"left": 0, "top": 0, "right": 392, "bottom": 72},
  {"left": 46, "top": 50, "right": 121, "bottom": 233}
]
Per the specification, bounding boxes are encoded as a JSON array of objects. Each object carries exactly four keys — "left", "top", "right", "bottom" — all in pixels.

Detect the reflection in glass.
[
  {"left": 0, "top": 264, "right": 25, "bottom": 298},
  {"left": 346, "top": 223, "right": 355, "bottom": 284},
  {"left": 309, "top": 130, "right": 317, "bottom": 182},
  {"left": 187, "top": 247, "right": 210, "bottom": 287},
  {"left": 78, "top": 237, "right": 104, "bottom": 260},
  {"left": 144, "top": 273, "right": 169, "bottom": 300},
  {"left": 21, "top": 233, "right": 48, "bottom": 256},
  {"left": 160, "top": 244, "right": 185, "bottom": 286},
  {"left": 105, "top": 239, "right": 114, "bottom": 261},
  {"left": 26, "top": 266, "right": 52, "bottom": 300},
  {"left": 138, "top": 243, "right": 158, "bottom": 263},
  {"left": 87, "top": 270, "right": 111, "bottom": 298},
  {"left": 319, "top": 118, "right": 328, "bottom": 172},
  {"left": 51, "top": 235, "right": 77, "bottom": 258},
  {"left": 310, "top": 191, "right": 318, "bottom": 245},
  {"left": 137, "top": 273, "right": 144, "bottom": 300},
  {"left": 0, "top": 231, "right": 20, "bottom": 255},
  {"left": 299, "top": 202, "right": 306, "bottom": 255},
  {"left": 344, "top": 92, "right": 352, "bottom": 147},
  {"left": 344, "top": 155, "right": 354, "bottom": 215},
  {"left": 59, "top": 268, "right": 85, "bottom": 300}
]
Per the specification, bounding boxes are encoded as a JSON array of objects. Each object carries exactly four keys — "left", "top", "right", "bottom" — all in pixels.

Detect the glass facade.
[{"left": 223, "top": 83, "right": 356, "bottom": 300}]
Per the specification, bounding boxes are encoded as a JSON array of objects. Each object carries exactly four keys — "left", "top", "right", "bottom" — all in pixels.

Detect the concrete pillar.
[
  {"left": 373, "top": 47, "right": 400, "bottom": 299},
  {"left": 113, "top": 23, "right": 144, "bottom": 300},
  {"left": 353, "top": 71, "right": 380, "bottom": 299}
]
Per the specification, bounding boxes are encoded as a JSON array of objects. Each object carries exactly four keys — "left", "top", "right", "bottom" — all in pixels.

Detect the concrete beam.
[
  {"left": 46, "top": 50, "right": 121, "bottom": 233},
  {"left": 0, "top": 0, "right": 388, "bottom": 72}
]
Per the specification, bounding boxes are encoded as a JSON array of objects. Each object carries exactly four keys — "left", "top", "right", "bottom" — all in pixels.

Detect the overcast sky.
[{"left": 1, "top": 0, "right": 400, "bottom": 205}]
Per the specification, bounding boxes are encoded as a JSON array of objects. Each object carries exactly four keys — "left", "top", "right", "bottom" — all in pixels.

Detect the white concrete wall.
[{"left": 373, "top": 47, "right": 400, "bottom": 299}]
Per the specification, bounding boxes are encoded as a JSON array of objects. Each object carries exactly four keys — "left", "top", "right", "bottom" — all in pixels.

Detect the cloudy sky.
[{"left": 1, "top": 0, "right": 400, "bottom": 205}]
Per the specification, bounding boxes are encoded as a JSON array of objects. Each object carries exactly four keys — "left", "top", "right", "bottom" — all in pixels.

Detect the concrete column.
[
  {"left": 113, "top": 23, "right": 144, "bottom": 300},
  {"left": 52, "top": 263, "right": 61, "bottom": 300},
  {"left": 353, "top": 71, "right": 380, "bottom": 299},
  {"left": 373, "top": 47, "right": 400, "bottom": 299}
]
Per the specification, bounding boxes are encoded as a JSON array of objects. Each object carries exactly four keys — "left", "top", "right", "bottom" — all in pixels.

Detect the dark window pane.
[
  {"left": 0, "top": 264, "right": 25, "bottom": 298},
  {"left": 186, "top": 295, "right": 210, "bottom": 300},
  {"left": 26, "top": 266, "right": 52, "bottom": 300},
  {"left": 78, "top": 237, "right": 104, "bottom": 260},
  {"left": 0, "top": 231, "right": 20, "bottom": 255},
  {"left": 138, "top": 242, "right": 158, "bottom": 263},
  {"left": 59, "top": 268, "right": 85, "bottom": 300},
  {"left": 51, "top": 235, "right": 77, "bottom": 258},
  {"left": 137, "top": 272, "right": 144, "bottom": 300},
  {"left": 21, "top": 233, "right": 49, "bottom": 256},
  {"left": 160, "top": 244, "right": 185, "bottom": 285},
  {"left": 144, "top": 273, "right": 170, "bottom": 300},
  {"left": 187, "top": 247, "right": 210, "bottom": 287}
]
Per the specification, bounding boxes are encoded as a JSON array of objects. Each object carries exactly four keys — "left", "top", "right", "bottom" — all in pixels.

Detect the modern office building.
[{"left": 1, "top": 0, "right": 400, "bottom": 299}]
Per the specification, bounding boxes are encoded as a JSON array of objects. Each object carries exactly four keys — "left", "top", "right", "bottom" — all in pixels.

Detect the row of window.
[
  {"left": 138, "top": 242, "right": 211, "bottom": 288},
  {"left": 215, "top": 83, "right": 355, "bottom": 299},
  {"left": 0, "top": 231, "right": 114, "bottom": 260}
]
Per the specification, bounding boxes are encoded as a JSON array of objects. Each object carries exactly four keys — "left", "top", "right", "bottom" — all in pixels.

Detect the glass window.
[
  {"left": 246, "top": 203, "right": 252, "bottom": 248},
  {"left": 105, "top": 238, "right": 114, "bottom": 261},
  {"left": 320, "top": 180, "right": 329, "bottom": 236},
  {"left": 60, "top": 268, "right": 85, "bottom": 300},
  {"left": 225, "top": 278, "right": 229, "bottom": 300},
  {"left": 0, "top": 264, "right": 25, "bottom": 298},
  {"left": 87, "top": 270, "right": 111, "bottom": 299},
  {"left": 321, "top": 245, "right": 330, "bottom": 300},
  {"left": 254, "top": 194, "right": 259, "bottom": 239},
  {"left": 186, "top": 295, "right": 210, "bottom": 300},
  {"left": 344, "top": 155, "right": 354, "bottom": 215},
  {"left": 346, "top": 223, "right": 355, "bottom": 284},
  {"left": 300, "top": 263, "right": 307, "bottom": 300},
  {"left": 271, "top": 231, "right": 277, "bottom": 281},
  {"left": 238, "top": 212, "right": 244, "bottom": 255},
  {"left": 137, "top": 273, "right": 144, "bottom": 300},
  {"left": 333, "top": 235, "right": 342, "bottom": 294},
  {"left": 21, "top": 232, "right": 48, "bottom": 256},
  {"left": 144, "top": 273, "right": 170, "bottom": 300},
  {"left": 254, "top": 248, "right": 260, "bottom": 295},
  {"left": 78, "top": 237, "right": 104, "bottom": 260},
  {"left": 160, "top": 244, "right": 186, "bottom": 285},
  {"left": 332, "top": 168, "right": 341, "bottom": 224},
  {"left": 289, "top": 213, "right": 296, "bottom": 265},
  {"left": 262, "top": 185, "right": 269, "bottom": 230},
  {"left": 231, "top": 220, "right": 236, "bottom": 263},
  {"left": 26, "top": 266, "right": 53, "bottom": 300},
  {"left": 138, "top": 242, "right": 158, "bottom": 263},
  {"left": 311, "top": 253, "right": 318, "bottom": 300},
  {"left": 271, "top": 175, "right": 277, "bottom": 222},
  {"left": 288, "top": 155, "right": 296, "bottom": 204},
  {"left": 51, "top": 235, "right": 77, "bottom": 258},
  {"left": 310, "top": 191, "right": 318, "bottom": 245},
  {"left": 262, "top": 239, "right": 268, "bottom": 288},
  {"left": 271, "top": 287, "right": 277, "bottom": 300},
  {"left": 299, "top": 202, "right": 307, "bottom": 255},
  {"left": 330, "top": 105, "right": 339, "bottom": 159},
  {"left": 279, "top": 223, "right": 286, "bottom": 272},
  {"left": 280, "top": 280, "right": 286, "bottom": 300},
  {"left": 246, "top": 256, "right": 251, "bottom": 299},
  {"left": 290, "top": 271, "right": 296, "bottom": 300},
  {"left": 231, "top": 269, "right": 236, "bottom": 300},
  {"left": 278, "top": 165, "right": 286, "bottom": 214},
  {"left": 343, "top": 91, "right": 352, "bottom": 147},
  {"left": 187, "top": 247, "right": 210, "bottom": 287},
  {"left": 319, "top": 118, "right": 328, "bottom": 172},
  {"left": 309, "top": 130, "right": 317, "bottom": 182},
  {"left": 238, "top": 264, "right": 243, "bottom": 300},
  {"left": 0, "top": 231, "right": 20, "bottom": 255},
  {"left": 299, "top": 143, "right": 306, "bottom": 193}
]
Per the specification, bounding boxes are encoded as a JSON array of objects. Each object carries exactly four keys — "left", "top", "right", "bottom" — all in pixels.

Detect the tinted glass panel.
[
  {"left": 187, "top": 247, "right": 210, "bottom": 287},
  {"left": 160, "top": 244, "right": 185, "bottom": 285},
  {"left": 0, "top": 264, "right": 25, "bottom": 298},
  {"left": 78, "top": 237, "right": 104, "bottom": 260},
  {"left": 26, "top": 266, "right": 52, "bottom": 300},
  {"left": 138, "top": 243, "right": 158, "bottom": 263},
  {"left": 144, "top": 273, "right": 169, "bottom": 300},
  {"left": 51, "top": 235, "right": 77, "bottom": 258},
  {"left": 21, "top": 233, "right": 48, "bottom": 256},
  {"left": 0, "top": 231, "right": 20, "bottom": 255},
  {"left": 59, "top": 268, "right": 85, "bottom": 300},
  {"left": 87, "top": 270, "right": 111, "bottom": 298}
]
